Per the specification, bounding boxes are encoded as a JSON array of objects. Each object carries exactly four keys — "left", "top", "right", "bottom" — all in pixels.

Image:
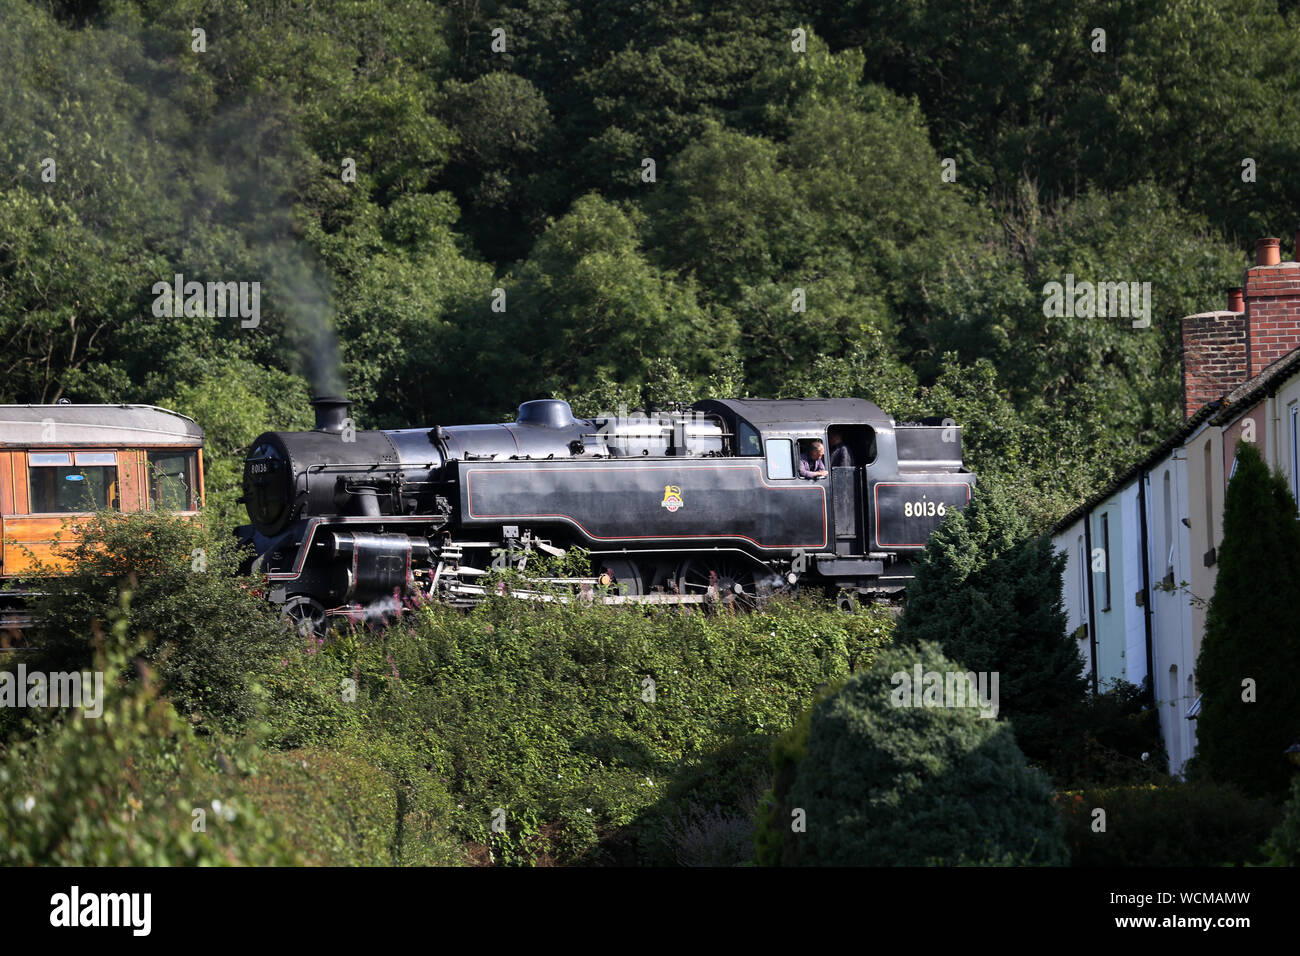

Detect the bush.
[
  {"left": 24, "top": 509, "right": 292, "bottom": 732},
  {"left": 1263, "top": 775, "right": 1300, "bottom": 866},
  {"left": 1056, "top": 781, "right": 1281, "bottom": 866},
  {"left": 255, "top": 593, "right": 894, "bottom": 865},
  {"left": 756, "top": 641, "right": 1068, "bottom": 866},
  {"left": 1061, "top": 677, "right": 1169, "bottom": 787},
  {"left": 0, "top": 598, "right": 297, "bottom": 865},
  {"left": 661, "top": 803, "right": 757, "bottom": 867},
  {"left": 237, "top": 743, "right": 463, "bottom": 866},
  {"left": 896, "top": 480, "right": 1089, "bottom": 777}
]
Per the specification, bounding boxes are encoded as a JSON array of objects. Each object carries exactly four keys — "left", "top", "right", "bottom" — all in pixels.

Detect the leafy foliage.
[
  {"left": 756, "top": 641, "right": 1068, "bottom": 866},
  {"left": 897, "top": 480, "right": 1089, "bottom": 775},
  {"left": 1055, "top": 781, "right": 1280, "bottom": 867},
  {"left": 1263, "top": 776, "right": 1300, "bottom": 867},
  {"left": 0, "top": 596, "right": 296, "bottom": 865},
  {"left": 25, "top": 509, "right": 291, "bottom": 731},
  {"left": 260, "top": 593, "right": 894, "bottom": 865}
]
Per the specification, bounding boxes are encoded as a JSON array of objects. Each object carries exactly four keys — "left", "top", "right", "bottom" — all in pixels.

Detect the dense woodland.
[{"left": 5, "top": 0, "right": 1300, "bottom": 530}]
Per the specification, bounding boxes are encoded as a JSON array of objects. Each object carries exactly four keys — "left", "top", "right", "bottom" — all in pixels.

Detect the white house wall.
[{"left": 1144, "top": 448, "right": 1197, "bottom": 775}]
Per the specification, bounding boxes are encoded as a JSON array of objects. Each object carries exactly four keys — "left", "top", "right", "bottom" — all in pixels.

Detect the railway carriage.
[
  {"left": 0, "top": 403, "right": 204, "bottom": 634},
  {"left": 238, "top": 396, "right": 975, "bottom": 630}
]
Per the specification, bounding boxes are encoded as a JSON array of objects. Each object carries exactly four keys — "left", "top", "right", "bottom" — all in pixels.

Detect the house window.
[
  {"left": 29, "top": 451, "right": 119, "bottom": 513},
  {"left": 1099, "top": 513, "right": 1111, "bottom": 612},
  {"left": 1291, "top": 404, "right": 1299, "bottom": 515},
  {"left": 765, "top": 438, "right": 794, "bottom": 479},
  {"left": 1162, "top": 471, "right": 1173, "bottom": 576},
  {"left": 1203, "top": 442, "right": 1214, "bottom": 548},
  {"left": 147, "top": 450, "right": 199, "bottom": 511},
  {"left": 1078, "top": 535, "right": 1088, "bottom": 624}
]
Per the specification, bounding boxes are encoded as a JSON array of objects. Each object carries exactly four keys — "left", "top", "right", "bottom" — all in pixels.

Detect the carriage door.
[{"left": 830, "top": 425, "right": 873, "bottom": 556}]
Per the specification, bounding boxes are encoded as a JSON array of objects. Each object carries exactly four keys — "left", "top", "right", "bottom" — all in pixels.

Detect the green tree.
[
  {"left": 896, "top": 480, "right": 1089, "bottom": 773},
  {"left": 756, "top": 641, "right": 1067, "bottom": 866},
  {"left": 1192, "top": 441, "right": 1300, "bottom": 799},
  {"left": 484, "top": 194, "right": 733, "bottom": 410}
]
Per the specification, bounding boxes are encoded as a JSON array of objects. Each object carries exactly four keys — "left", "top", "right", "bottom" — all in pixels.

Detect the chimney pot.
[
  {"left": 1256, "top": 237, "right": 1282, "bottom": 267},
  {"left": 1227, "top": 288, "right": 1245, "bottom": 312}
]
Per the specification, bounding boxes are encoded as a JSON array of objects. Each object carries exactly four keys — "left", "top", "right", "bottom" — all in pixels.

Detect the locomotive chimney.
[{"left": 312, "top": 395, "right": 352, "bottom": 434}]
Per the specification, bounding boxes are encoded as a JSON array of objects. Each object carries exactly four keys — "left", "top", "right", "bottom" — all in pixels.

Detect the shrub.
[
  {"left": 896, "top": 479, "right": 1089, "bottom": 777},
  {"left": 1061, "top": 677, "right": 1169, "bottom": 787},
  {"left": 0, "top": 598, "right": 296, "bottom": 865},
  {"left": 260, "top": 593, "right": 894, "bottom": 865},
  {"left": 661, "top": 803, "right": 756, "bottom": 867},
  {"left": 236, "top": 742, "right": 463, "bottom": 866},
  {"left": 757, "top": 641, "right": 1068, "bottom": 866},
  {"left": 25, "top": 509, "right": 291, "bottom": 732},
  {"left": 1262, "top": 775, "right": 1300, "bottom": 866},
  {"left": 1056, "top": 780, "right": 1280, "bottom": 866}
]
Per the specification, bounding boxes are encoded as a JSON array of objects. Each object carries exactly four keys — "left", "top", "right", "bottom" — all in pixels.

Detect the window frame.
[
  {"left": 27, "top": 450, "right": 120, "bottom": 514},
  {"left": 1099, "top": 512, "right": 1111, "bottom": 612},
  {"left": 736, "top": 419, "right": 762, "bottom": 457},
  {"left": 1077, "top": 535, "right": 1088, "bottom": 626},
  {"left": 764, "top": 437, "right": 795, "bottom": 480},
  {"left": 147, "top": 448, "right": 201, "bottom": 512},
  {"left": 1290, "top": 403, "right": 1299, "bottom": 516}
]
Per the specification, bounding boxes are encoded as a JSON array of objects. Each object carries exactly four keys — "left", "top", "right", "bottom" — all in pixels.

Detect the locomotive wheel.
[
  {"left": 597, "top": 557, "right": 644, "bottom": 596},
  {"left": 676, "top": 557, "right": 761, "bottom": 609},
  {"left": 282, "top": 595, "right": 327, "bottom": 637}
]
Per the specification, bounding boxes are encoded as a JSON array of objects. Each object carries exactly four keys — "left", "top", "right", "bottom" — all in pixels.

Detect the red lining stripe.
[
  {"left": 873, "top": 481, "right": 972, "bottom": 547},
  {"left": 465, "top": 462, "right": 827, "bottom": 550}
]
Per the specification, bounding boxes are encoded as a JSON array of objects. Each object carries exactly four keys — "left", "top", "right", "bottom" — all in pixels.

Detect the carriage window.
[
  {"left": 737, "top": 419, "right": 762, "bottom": 456},
  {"left": 765, "top": 438, "right": 795, "bottom": 479},
  {"left": 29, "top": 451, "right": 119, "bottom": 513},
  {"left": 148, "top": 450, "right": 199, "bottom": 511}
]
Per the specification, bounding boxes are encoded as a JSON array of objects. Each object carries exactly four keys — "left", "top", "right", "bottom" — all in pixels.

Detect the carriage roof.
[{"left": 0, "top": 404, "right": 204, "bottom": 447}]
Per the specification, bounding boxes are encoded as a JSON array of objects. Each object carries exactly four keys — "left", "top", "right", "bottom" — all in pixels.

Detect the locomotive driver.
[{"left": 799, "top": 439, "right": 828, "bottom": 479}]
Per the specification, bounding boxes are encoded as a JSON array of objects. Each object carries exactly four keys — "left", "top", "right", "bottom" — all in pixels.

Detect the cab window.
[
  {"left": 148, "top": 450, "right": 200, "bottom": 511},
  {"left": 765, "top": 438, "right": 795, "bottom": 479},
  {"left": 737, "top": 419, "right": 762, "bottom": 456},
  {"left": 29, "top": 451, "right": 119, "bottom": 513}
]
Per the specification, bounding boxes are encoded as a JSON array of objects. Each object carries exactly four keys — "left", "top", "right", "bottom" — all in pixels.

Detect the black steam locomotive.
[{"left": 236, "top": 396, "right": 976, "bottom": 630}]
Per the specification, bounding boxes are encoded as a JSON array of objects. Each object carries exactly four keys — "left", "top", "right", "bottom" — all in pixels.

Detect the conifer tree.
[
  {"left": 897, "top": 480, "right": 1088, "bottom": 772},
  {"left": 1193, "top": 442, "right": 1300, "bottom": 799}
]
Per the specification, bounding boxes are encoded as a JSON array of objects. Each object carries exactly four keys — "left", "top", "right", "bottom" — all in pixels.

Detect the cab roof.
[
  {"left": 0, "top": 404, "right": 204, "bottom": 447},
  {"left": 694, "top": 398, "right": 891, "bottom": 428}
]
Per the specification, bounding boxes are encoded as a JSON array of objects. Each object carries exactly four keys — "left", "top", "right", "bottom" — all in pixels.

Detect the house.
[{"left": 1051, "top": 234, "right": 1300, "bottom": 774}]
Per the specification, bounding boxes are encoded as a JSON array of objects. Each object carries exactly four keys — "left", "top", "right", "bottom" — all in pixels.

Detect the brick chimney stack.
[
  {"left": 1242, "top": 236, "right": 1300, "bottom": 376},
  {"left": 1180, "top": 232, "right": 1300, "bottom": 419}
]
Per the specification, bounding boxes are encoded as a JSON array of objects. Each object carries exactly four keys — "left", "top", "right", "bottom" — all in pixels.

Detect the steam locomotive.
[{"left": 236, "top": 396, "right": 976, "bottom": 630}]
